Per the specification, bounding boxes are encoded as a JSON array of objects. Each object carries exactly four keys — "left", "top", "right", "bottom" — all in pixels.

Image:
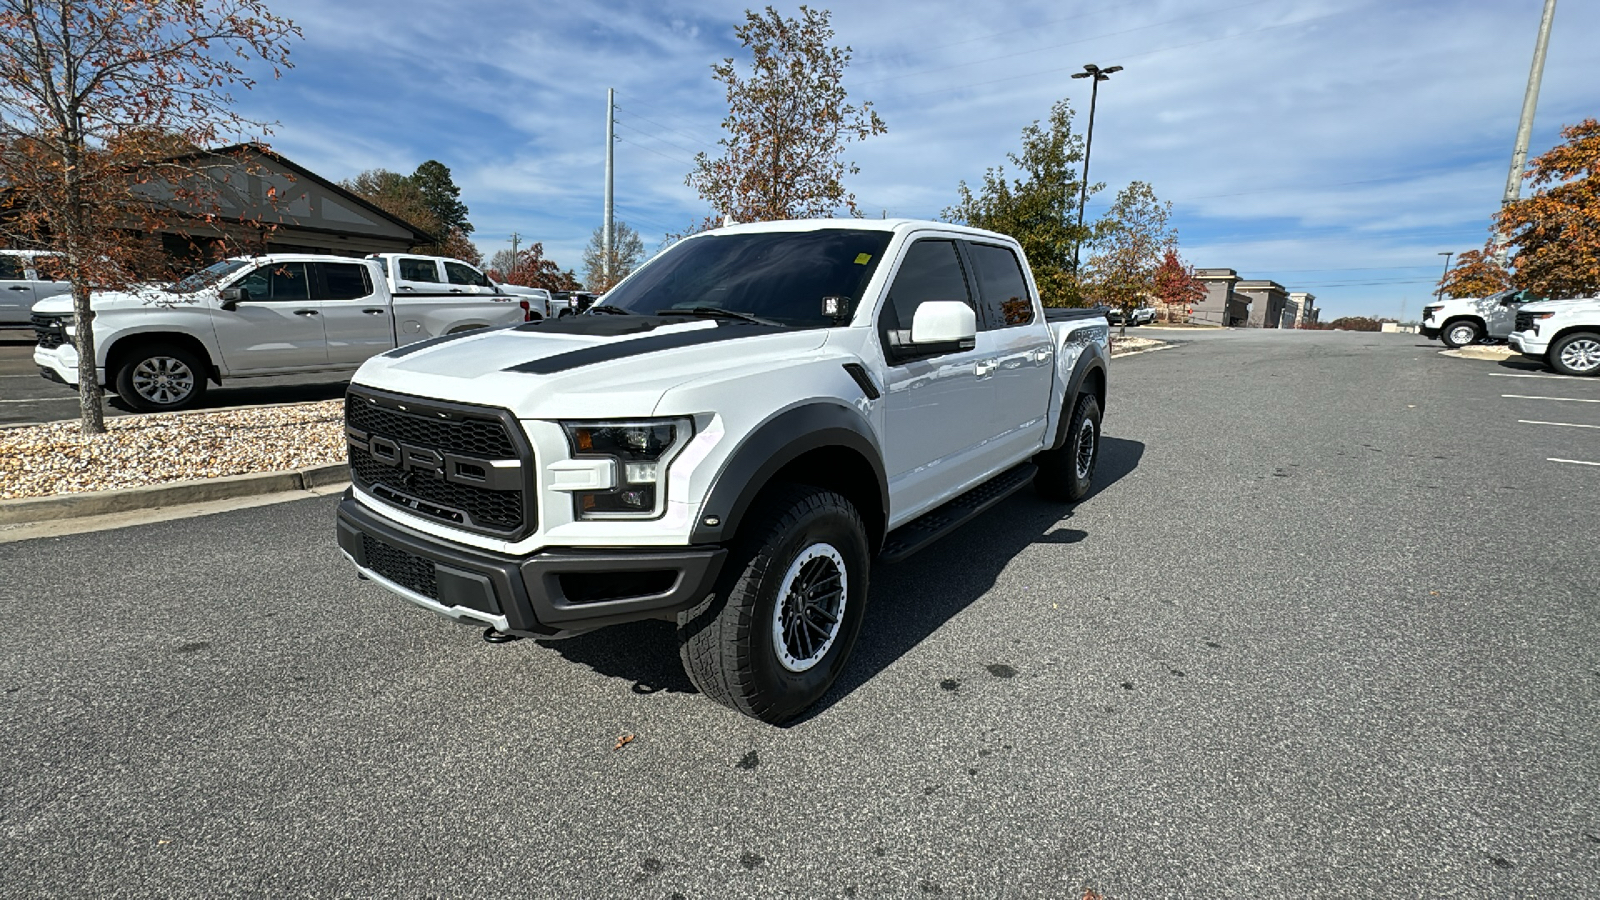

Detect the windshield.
[
  {"left": 170, "top": 259, "right": 252, "bottom": 294},
  {"left": 598, "top": 229, "right": 894, "bottom": 327}
]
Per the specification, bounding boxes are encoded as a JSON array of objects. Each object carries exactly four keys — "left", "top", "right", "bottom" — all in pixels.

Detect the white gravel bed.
[
  {"left": 1110, "top": 335, "right": 1169, "bottom": 355},
  {"left": 0, "top": 401, "right": 345, "bottom": 500}
]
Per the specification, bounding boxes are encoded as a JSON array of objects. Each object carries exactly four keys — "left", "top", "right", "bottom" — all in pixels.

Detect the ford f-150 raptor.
[{"left": 335, "top": 219, "right": 1111, "bottom": 723}]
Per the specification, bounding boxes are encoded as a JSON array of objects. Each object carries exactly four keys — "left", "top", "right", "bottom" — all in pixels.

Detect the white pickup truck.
[
  {"left": 32, "top": 254, "right": 525, "bottom": 411},
  {"left": 1509, "top": 295, "right": 1600, "bottom": 376},
  {"left": 367, "top": 253, "right": 555, "bottom": 320},
  {"left": 1420, "top": 289, "right": 1544, "bottom": 347},
  {"left": 335, "top": 218, "right": 1111, "bottom": 723}
]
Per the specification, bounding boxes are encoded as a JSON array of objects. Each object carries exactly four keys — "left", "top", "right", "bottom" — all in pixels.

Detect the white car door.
[
  {"left": 875, "top": 237, "right": 1000, "bottom": 523},
  {"left": 315, "top": 260, "right": 395, "bottom": 365},
  {"left": 964, "top": 240, "right": 1053, "bottom": 467},
  {"left": 209, "top": 261, "right": 329, "bottom": 372},
  {"left": 0, "top": 253, "right": 35, "bottom": 325}
]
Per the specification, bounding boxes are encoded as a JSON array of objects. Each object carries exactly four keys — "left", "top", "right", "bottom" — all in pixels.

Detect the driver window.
[
  {"left": 444, "top": 261, "right": 490, "bottom": 287},
  {"left": 0, "top": 255, "right": 23, "bottom": 281},
  {"left": 398, "top": 258, "right": 441, "bottom": 283},
  {"left": 236, "top": 262, "right": 309, "bottom": 302},
  {"left": 879, "top": 239, "right": 973, "bottom": 350}
]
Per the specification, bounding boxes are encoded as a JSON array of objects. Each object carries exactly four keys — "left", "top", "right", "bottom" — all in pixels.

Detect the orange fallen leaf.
[{"left": 614, "top": 733, "right": 635, "bottom": 751}]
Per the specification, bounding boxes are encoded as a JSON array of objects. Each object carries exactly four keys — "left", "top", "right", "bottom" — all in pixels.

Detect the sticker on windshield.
[{"left": 854, "top": 253, "right": 872, "bottom": 265}]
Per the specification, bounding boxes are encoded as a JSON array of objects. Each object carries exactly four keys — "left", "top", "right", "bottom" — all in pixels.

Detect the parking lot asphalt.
[
  {"left": 2, "top": 330, "right": 1596, "bottom": 898},
  {"left": 0, "top": 328, "right": 347, "bottom": 427}
]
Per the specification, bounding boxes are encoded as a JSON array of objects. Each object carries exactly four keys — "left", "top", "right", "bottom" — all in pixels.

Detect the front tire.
[
  {"left": 676, "top": 485, "right": 870, "bottom": 724},
  {"left": 1549, "top": 331, "right": 1600, "bottom": 376},
  {"left": 1033, "top": 393, "right": 1102, "bottom": 502},
  {"left": 115, "top": 344, "right": 208, "bottom": 412},
  {"left": 1441, "top": 319, "right": 1482, "bottom": 348}
]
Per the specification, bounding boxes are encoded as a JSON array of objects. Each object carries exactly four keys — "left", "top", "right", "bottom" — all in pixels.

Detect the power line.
[
  {"left": 613, "top": 133, "right": 696, "bottom": 167},
  {"left": 613, "top": 104, "right": 720, "bottom": 150},
  {"left": 614, "top": 119, "right": 704, "bottom": 160}
]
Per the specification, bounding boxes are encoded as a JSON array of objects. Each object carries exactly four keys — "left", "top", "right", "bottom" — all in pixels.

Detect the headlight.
[{"left": 562, "top": 418, "right": 692, "bottom": 519}]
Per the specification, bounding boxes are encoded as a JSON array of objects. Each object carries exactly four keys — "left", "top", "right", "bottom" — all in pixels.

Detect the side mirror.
[
  {"left": 911, "top": 300, "right": 977, "bottom": 346},
  {"left": 218, "top": 286, "right": 246, "bottom": 310}
]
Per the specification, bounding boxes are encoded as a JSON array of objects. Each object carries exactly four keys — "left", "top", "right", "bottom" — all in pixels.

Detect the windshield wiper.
[
  {"left": 584, "top": 304, "right": 631, "bottom": 315},
  {"left": 659, "top": 306, "right": 784, "bottom": 327}
]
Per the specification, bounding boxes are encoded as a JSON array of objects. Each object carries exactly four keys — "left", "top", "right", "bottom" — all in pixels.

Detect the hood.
[
  {"left": 31, "top": 285, "right": 198, "bottom": 315},
  {"left": 1518, "top": 295, "right": 1600, "bottom": 314},
  {"left": 352, "top": 315, "right": 833, "bottom": 419}
]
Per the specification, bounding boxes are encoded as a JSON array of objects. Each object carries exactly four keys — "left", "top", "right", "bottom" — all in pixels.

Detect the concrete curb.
[
  {"left": 1111, "top": 342, "right": 1177, "bottom": 360},
  {"left": 0, "top": 463, "right": 348, "bottom": 526}
]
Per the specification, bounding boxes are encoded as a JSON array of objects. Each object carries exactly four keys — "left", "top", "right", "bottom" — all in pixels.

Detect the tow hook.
[{"left": 482, "top": 626, "right": 522, "bottom": 644}]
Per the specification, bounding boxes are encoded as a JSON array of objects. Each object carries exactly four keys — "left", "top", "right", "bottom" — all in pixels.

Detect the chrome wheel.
[
  {"left": 130, "top": 356, "right": 196, "bottom": 406},
  {"left": 1074, "top": 415, "right": 1097, "bottom": 480},
  {"left": 1559, "top": 337, "right": 1600, "bottom": 373},
  {"left": 771, "top": 542, "right": 847, "bottom": 673},
  {"left": 1448, "top": 323, "right": 1478, "bottom": 346}
]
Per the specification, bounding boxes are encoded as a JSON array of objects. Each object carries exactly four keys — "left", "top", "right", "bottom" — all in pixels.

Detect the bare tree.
[
  {"left": 581, "top": 221, "right": 644, "bottom": 291},
  {"left": 0, "top": 0, "right": 299, "bottom": 434}
]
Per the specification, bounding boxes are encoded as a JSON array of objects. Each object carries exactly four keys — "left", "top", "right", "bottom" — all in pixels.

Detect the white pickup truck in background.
[
  {"left": 0, "top": 249, "right": 73, "bottom": 326},
  {"left": 368, "top": 253, "right": 555, "bottom": 320},
  {"left": 1420, "top": 289, "right": 1544, "bottom": 347},
  {"left": 32, "top": 254, "right": 525, "bottom": 411},
  {"left": 1509, "top": 295, "right": 1600, "bottom": 376}
]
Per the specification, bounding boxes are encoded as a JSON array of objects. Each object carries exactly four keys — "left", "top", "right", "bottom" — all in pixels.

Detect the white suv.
[{"left": 0, "top": 249, "right": 73, "bottom": 326}]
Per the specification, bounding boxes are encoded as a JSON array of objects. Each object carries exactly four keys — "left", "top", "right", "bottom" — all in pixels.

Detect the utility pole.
[
  {"left": 603, "top": 88, "right": 615, "bottom": 287},
  {"left": 1070, "top": 63, "right": 1121, "bottom": 273},
  {"left": 508, "top": 231, "right": 520, "bottom": 275},
  {"left": 1495, "top": 0, "right": 1557, "bottom": 262}
]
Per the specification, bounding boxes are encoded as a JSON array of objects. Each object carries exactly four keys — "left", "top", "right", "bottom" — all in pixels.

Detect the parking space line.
[
  {"left": 1489, "top": 372, "right": 1584, "bottom": 380},
  {"left": 1520, "top": 420, "right": 1600, "bottom": 429},
  {"left": 1549, "top": 458, "right": 1600, "bottom": 467},
  {"left": 1502, "top": 394, "right": 1600, "bottom": 403}
]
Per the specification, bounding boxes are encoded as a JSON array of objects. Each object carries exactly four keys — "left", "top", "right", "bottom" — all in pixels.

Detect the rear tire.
[
  {"left": 1033, "top": 393, "right": 1102, "bottom": 502},
  {"left": 1440, "top": 319, "right": 1482, "bottom": 348},
  {"left": 115, "top": 344, "right": 208, "bottom": 412},
  {"left": 1548, "top": 331, "right": 1600, "bottom": 376},
  {"left": 676, "top": 485, "right": 870, "bottom": 724}
]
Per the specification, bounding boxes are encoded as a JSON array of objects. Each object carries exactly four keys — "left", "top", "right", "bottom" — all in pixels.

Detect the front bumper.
[
  {"left": 1420, "top": 324, "right": 1440, "bottom": 340},
  {"left": 336, "top": 492, "right": 726, "bottom": 637},
  {"left": 33, "top": 342, "right": 103, "bottom": 388},
  {"left": 1508, "top": 332, "right": 1546, "bottom": 357}
]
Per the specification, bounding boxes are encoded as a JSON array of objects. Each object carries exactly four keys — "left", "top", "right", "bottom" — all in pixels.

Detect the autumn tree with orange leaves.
[
  {"left": 687, "top": 5, "right": 885, "bottom": 226},
  {"left": 487, "top": 243, "right": 581, "bottom": 293},
  {"left": 1152, "top": 248, "right": 1206, "bottom": 322},
  {"left": 1495, "top": 118, "right": 1600, "bottom": 298},
  {"left": 0, "top": 1, "right": 299, "bottom": 434},
  {"left": 1438, "top": 240, "right": 1513, "bottom": 298}
]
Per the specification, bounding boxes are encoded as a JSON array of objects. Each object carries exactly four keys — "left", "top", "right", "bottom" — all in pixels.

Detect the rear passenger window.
[
  {"left": 880, "top": 240, "right": 973, "bottom": 340},
  {"left": 444, "top": 262, "right": 490, "bottom": 287},
  {"left": 317, "top": 262, "right": 373, "bottom": 300},
  {"left": 398, "top": 258, "right": 440, "bottom": 283},
  {"left": 237, "top": 262, "right": 310, "bottom": 302},
  {"left": 967, "top": 242, "right": 1035, "bottom": 327},
  {"left": 0, "top": 255, "right": 23, "bottom": 280},
  {"left": 33, "top": 256, "right": 66, "bottom": 281}
]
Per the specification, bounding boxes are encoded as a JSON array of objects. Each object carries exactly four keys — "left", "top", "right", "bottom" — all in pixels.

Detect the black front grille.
[
  {"left": 345, "top": 388, "right": 533, "bottom": 538},
  {"left": 345, "top": 394, "right": 516, "bottom": 457},
  {"left": 31, "top": 314, "right": 66, "bottom": 348},
  {"left": 1515, "top": 312, "right": 1536, "bottom": 333},
  {"left": 361, "top": 533, "right": 438, "bottom": 600}
]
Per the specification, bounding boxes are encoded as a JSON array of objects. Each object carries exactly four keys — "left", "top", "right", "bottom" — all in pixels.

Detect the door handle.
[
  {"left": 448, "top": 288, "right": 463, "bottom": 294},
  {"left": 1033, "top": 348, "right": 1053, "bottom": 363},
  {"left": 362, "top": 308, "right": 385, "bottom": 315},
  {"left": 974, "top": 359, "right": 998, "bottom": 377},
  {"left": 7, "top": 286, "right": 29, "bottom": 291},
  {"left": 294, "top": 309, "right": 319, "bottom": 316}
]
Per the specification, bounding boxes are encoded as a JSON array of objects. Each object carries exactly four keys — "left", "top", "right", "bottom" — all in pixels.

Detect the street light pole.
[
  {"left": 1436, "top": 251, "right": 1455, "bottom": 302},
  {"left": 1070, "top": 63, "right": 1121, "bottom": 273}
]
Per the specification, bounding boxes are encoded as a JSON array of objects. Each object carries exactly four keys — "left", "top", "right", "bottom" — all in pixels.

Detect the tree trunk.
[{"left": 63, "top": 134, "right": 106, "bottom": 435}]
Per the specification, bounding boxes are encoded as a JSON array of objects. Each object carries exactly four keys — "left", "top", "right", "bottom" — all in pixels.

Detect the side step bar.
[{"left": 878, "top": 463, "right": 1036, "bottom": 563}]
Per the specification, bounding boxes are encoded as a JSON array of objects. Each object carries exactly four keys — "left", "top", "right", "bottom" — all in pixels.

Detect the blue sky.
[{"left": 236, "top": 0, "right": 1594, "bottom": 321}]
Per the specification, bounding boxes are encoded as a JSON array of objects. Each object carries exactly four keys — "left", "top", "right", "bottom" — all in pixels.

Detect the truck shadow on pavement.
[{"left": 541, "top": 436, "right": 1147, "bottom": 719}]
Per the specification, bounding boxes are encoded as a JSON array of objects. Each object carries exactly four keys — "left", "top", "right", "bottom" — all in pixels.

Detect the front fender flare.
[{"left": 689, "top": 401, "right": 887, "bottom": 546}]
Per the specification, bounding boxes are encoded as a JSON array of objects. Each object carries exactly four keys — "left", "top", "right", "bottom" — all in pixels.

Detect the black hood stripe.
[{"left": 502, "top": 322, "right": 774, "bottom": 374}]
